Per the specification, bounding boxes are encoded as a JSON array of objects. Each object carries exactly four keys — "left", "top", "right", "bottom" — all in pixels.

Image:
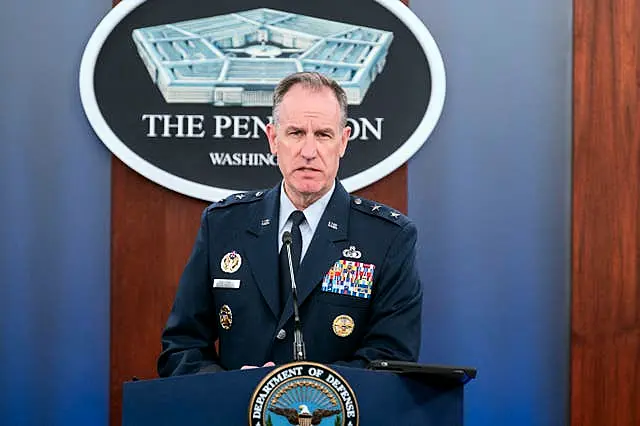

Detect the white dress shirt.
[{"left": 278, "top": 181, "right": 335, "bottom": 262}]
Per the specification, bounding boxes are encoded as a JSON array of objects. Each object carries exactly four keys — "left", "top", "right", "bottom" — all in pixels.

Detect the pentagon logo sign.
[
  {"left": 80, "top": 0, "right": 445, "bottom": 201},
  {"left": 249, "top": 362, "right": 359, "bottom": 426},
  {"left": 131, "top": 9, "right": 393, "bottom": 106}
]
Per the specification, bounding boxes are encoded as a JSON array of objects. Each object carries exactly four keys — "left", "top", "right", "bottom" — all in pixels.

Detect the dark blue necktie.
[{"left": 280, "top": 210, "right": 305, "bottom": 312}]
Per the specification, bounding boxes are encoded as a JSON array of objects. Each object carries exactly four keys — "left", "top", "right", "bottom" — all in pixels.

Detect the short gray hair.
[{"left": 272, "top": 72, "right": 348, "bottom": 128}]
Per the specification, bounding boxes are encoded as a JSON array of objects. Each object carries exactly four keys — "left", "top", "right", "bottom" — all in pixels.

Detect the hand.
[{"left": 241, "top": 361, "right": 275, "bottom": 370}]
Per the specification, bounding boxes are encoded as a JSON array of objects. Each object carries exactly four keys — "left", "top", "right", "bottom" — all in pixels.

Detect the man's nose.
[{"left": 300, "top": 134, "right": 318, "bottom": 159}]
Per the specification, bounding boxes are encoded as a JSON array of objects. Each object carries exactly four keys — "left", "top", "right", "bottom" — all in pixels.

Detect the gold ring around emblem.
[
  {"left": 219, "top": 305, "right": 232, "bottom": 330},
  {"left": 220, "top": 251, "right": 242, "bottom": 274},
  {"left": 332, "top": 314, "right": 355, "bottom": 337}
]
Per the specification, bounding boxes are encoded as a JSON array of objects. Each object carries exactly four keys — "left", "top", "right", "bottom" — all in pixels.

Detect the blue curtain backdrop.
[
  {"left": 410, "top": 2, "right": 572, "bottom": 425},
  {"left": 0, "top": 0, "right": 571, "bottom": 425},
  {"left": 0, "top": 1, "right": 112, "bottom": 425}
]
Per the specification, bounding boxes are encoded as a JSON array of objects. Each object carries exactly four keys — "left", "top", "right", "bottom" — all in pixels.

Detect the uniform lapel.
[
  {"left": 245, "top": 185, "right": 281, "bottom": 319},
  {"left": 277, "top": 182, "right": 350, "bottom": 330}
]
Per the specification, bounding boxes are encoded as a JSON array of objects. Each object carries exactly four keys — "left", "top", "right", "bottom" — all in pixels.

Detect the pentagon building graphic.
[{"left": 131, "top": 8, "right": 393, "bottom": 106}]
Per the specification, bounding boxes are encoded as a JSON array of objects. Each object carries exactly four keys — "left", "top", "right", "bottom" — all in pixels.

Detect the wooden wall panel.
[
  {"left": 572, "top": 0, "right": 640, "bottom": 425},
  {"left": 110, "top": 160, "right": 205, "bottom": 426}
]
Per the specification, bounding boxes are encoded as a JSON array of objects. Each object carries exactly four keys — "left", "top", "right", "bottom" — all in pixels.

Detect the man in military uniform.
[{"left": 158, "top": 72, "right": 422, "bottom": 376}]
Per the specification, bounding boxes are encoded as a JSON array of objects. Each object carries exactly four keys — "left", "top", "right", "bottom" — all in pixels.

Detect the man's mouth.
[{"left": 296, "top": 167, "right": 320, "bottom": 173}]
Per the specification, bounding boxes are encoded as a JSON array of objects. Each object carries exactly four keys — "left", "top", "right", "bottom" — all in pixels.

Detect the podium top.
[
  {"left": 368, "top": 360, "right": 477, "bottom": 384},
  {"left": 123, "top": 362, "right": 470, "bottom": 426}
]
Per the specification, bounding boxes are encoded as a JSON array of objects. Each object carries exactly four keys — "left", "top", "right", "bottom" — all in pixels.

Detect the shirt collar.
[{"left": 279, "top": 181, "right": 335, "bottom": 234}]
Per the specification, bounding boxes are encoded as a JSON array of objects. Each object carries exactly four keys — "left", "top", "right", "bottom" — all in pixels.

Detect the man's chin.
[
  {"left": 296, "top": 186, "right": 324, "bottom": 197},
  {"left": 287, "top": 181, "right": 326, "bottom": 198}
]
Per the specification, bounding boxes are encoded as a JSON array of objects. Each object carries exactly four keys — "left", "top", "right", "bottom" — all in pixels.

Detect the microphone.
[{"left": 282, "top": 231, "right": 306, "bottom": 361}]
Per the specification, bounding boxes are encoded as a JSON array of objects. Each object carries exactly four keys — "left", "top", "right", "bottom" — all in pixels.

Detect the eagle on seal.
[{"left": 269, "top": 404, "right": 340, "bottom": 425}]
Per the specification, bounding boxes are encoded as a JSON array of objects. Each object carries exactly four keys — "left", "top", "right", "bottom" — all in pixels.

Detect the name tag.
[{"left": 212, "top": 279, "right": 241, "bottom": 289}]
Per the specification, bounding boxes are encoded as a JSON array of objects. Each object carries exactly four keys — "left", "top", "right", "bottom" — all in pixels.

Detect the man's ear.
[{"left": 266, "top": 123, "right": 278, "bottom": 155}]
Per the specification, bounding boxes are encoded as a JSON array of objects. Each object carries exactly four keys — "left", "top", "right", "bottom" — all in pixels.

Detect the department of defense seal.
[
  {"left": 249, "top": 361, "right": 359, "bottom": 426},
  {"left": 332, "top": 315, "right": 355, "bottom": 338}
]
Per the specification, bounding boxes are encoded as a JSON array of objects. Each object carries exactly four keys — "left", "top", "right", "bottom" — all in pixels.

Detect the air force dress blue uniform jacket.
[{"left": 158, "top": 181, "right": 423, "bottom": 376}]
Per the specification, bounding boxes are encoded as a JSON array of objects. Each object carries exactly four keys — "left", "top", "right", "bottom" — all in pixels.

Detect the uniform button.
[{"left": 276, "top": 329, "right": 286, "bottom": 340}]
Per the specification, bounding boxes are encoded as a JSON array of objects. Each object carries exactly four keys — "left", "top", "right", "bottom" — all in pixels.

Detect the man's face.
[{"left": 266, "top": 84, "right": 350, "bottom": 205}]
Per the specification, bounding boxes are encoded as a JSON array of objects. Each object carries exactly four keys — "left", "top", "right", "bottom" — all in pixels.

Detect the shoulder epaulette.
[
  {"left": 349, "top": 195, "right": 410, "bottom": 227},
  {"left": 206, "top": 189, "right": 268, "bottom": 213}
]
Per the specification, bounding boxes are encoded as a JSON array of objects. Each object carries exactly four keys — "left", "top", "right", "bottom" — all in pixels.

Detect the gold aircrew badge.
[
  {"left": 220, "top": 251, "right": 242, "bottom": 273},
  {"left": 219, "top": 305, "right": 232, "bottom": 330},
  {"left": 332, "top": 314, "right": 355, "bottom": 337}
]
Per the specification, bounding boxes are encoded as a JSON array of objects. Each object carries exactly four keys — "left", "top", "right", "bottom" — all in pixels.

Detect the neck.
[{"left": 284, "top": 183, "right": 328, "bottom": 210}]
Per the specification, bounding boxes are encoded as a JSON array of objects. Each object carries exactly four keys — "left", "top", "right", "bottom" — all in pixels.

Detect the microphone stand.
[{"left": 283, "top": 232, "right": 306, "bottom": 361}]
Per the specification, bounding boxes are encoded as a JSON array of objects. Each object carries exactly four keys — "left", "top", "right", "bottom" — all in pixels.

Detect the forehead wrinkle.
[
  {"left": 280, "top": 115, "right": 337, "bottom": 130},
  {"left": 280, "top": 107, "right": 335, "bottom": 121}
]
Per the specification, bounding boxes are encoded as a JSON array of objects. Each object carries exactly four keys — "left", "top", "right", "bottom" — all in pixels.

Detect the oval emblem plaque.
[{"left": 80, "top": 0, "right": 445, "bottom": 201}]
